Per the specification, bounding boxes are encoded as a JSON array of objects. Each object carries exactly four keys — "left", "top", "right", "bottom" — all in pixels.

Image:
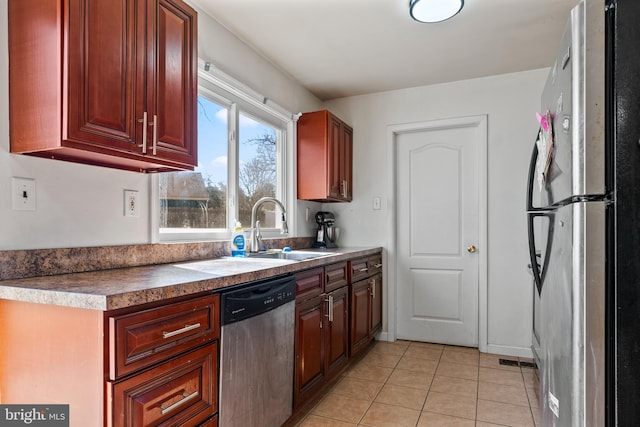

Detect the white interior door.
[{"left": 395, "top": 118, "right": 483, "bottom": 347}]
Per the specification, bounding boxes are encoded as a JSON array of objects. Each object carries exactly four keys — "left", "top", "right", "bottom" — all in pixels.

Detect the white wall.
[
  {"left": 0, "top": 0, "right": 321, "bottom": 250},
  {"left": 1, "top": 0, "right": 547, "bottom": 354},
  {"left": 324, "top": 69, "right": 548, "bottom": 355}
]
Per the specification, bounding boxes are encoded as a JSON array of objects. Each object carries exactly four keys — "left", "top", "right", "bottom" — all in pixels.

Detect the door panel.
[
  {"left": 411, "top": 269, "right": 462, "bottom": 320},
  {"left": 66, "top": 0, "right": 138, "bottom": 149},
  {"left": 325, "top": 287, "right": 348, "bottom": 376},
  {"left": 396, "top": 122, "right": 480, "bottom": 346},
  {"left": 294, "top": 296, "right": 324, "bottom": 405}
]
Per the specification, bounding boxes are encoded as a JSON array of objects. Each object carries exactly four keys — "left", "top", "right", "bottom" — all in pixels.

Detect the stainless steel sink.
[{"left": 248, "top": 251, "right": 329, "bottom": 261}]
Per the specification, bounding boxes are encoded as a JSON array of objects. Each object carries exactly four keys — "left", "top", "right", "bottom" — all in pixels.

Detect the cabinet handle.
[
  {"left": 162, "top": 323, "right": 201, "bottom": 339},
  {"left": 358, "top": 267, "right": 369, "bottom": 272},
  {"left": 374, "top": 263, "right": 382, "bottom": 269},
  {"left": 328, "top": 295, "right": 334, "bottom": 322},
  {"left": 152, "top": 114, "right": 158, "bottom": 155},
  {"left": 370, "top": 279, "right": 376, "bottom": 299},
  {"left": 160, "top": 390, "right": 199, "bottom": 415},
  {"left": 323, "top": 295, "right": 334, "bottom": 322},
  {"left": 137, "top": 111, "right": 148, "bottom": 154},
  {"left": 341, "top": 180, "right": 348, "bottom": 198}
]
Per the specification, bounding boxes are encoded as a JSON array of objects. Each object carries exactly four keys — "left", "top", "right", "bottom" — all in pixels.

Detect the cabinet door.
[
  {"left": 66, "top": 0, "right": 140, "bottom": 151},
  {"left": 294, "top": 295, "right": 325, "bottom": 407},
  {"left": 350, "top": 279, "right": 371, "bottom": 357},
  {"left": 340, "top": 123, "right": 353, "bottom": 202},
  {"left": 296, "top": 110, "right": 353, "bottom": 202},
  {"left": 150, "top": 0, "right": 198, "bottom": 167},
  {"left": 325, "top": 286, "right": 349, "bottom": 378},
  {"left": 328, "top": 114, "right": 343, "bottom": 199},
  {"left": 370, "top": 273, "right": 383, "bottom": 337}
]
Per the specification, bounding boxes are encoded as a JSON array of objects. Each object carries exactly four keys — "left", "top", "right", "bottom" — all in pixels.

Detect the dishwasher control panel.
[{"left": 220, "top": 275, "right": 296, "bottom": 325}]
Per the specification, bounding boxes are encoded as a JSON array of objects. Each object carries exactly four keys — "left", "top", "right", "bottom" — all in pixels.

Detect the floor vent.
[
  {"left": 499, "top": 358, "right": 519, "bottom": 366},
  {"left": 498, "top": 358, "right": 538, "bottom": 369},
  {"left": 519, "top": 361, "right": 537, "bottom": 369}
]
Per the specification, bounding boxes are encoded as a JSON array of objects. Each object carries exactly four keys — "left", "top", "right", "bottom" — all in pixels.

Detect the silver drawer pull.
[
  {"left": 358, "top": 268, "right": 369, "bottom": 272},
  {"left": 162, "top": 323, "right": 201, "bottom": 339},
  {"left": 374, "top": 263, "right": 382, "bottom": 268},
  {"left": 160, "top": 391, "right": 199, "bottom": 415}
]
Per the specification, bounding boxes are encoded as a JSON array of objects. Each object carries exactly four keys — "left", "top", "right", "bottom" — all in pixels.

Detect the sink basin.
[{"left": 248, "top": 251, "right": 329, "bottom": 261}]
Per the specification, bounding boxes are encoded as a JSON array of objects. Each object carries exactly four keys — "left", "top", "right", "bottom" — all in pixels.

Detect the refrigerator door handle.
[
  {"left": 527, "top": 211, "right": 545, "bottom": 295},
  {"left": 527, "top": 133, "right": 543, "bottom": 212},
  {"left": 527, "top": 132, "right": 554, "bottom": 295}
]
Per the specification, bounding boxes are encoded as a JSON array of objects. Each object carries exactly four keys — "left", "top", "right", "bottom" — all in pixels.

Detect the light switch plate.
[
  {"left": 11, "top": 177, "right": 36, "bottom": 211},
  {"left": 373, "top": 196, "right": 382, "bottom": 210},
  {"left": 124, "top": 190, "right": 139, "bottom": 217}
]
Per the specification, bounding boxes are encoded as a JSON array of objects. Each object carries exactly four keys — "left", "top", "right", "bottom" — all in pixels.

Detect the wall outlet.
[
  {"left": 11, "top": 177, "right": 36, "bottom": 211},
  {"left": 124, "top": 190, "right": 139, "bottom": 217}
]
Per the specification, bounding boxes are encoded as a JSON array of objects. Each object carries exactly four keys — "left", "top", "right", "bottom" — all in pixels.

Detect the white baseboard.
[
  {"left": 373, "top": 333, "right": 533, "bottom": 359},
  {"left": 375, "top": 331, "right": 390, "bottom": 342},
  {"left": 485, "top": 343, "right": 533, "bottom": 359}
]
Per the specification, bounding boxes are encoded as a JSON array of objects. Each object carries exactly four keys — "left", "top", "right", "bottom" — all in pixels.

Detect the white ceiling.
[{"left": 191, "top": 0, "right": 581, "bottom": 101}]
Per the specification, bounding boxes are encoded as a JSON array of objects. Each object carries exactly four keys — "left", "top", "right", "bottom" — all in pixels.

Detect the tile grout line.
[{"left": 296, "top": 342, "right": 541, "bottom": 426}]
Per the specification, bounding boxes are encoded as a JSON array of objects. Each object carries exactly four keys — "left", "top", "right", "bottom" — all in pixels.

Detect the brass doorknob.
[{"left": 467, "top": 245, "right": 477, "bottom": 253}]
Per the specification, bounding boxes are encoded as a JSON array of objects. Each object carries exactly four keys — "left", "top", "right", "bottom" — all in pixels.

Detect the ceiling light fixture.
[{"left": 409, "top": 0, "right": 464, "bottom": 23}]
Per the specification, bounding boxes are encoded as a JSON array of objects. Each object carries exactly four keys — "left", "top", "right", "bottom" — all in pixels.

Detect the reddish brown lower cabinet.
[
  {"left": 370, "top": 273, "right": 383, "bottom": 337},
  {"left": 294, "top": 294, "right": 325, "bottom": 406},
  {"left": 108, "top": 343, "right": 217, "bottom": 427},
  {"left": 350, "top": 278, "right": 371, "bottom": 357},
  {"left": 325, "top": 286, "right": 349, "bottom": 376},
  {"left": 107, "top": 293, "right": 220, "bottom": 426},
  {"left": 294, "top": 264, "right": 350, "bottom": 408},
  {"left": 349, "top": 255, "right": 384, "bottom": 358}
]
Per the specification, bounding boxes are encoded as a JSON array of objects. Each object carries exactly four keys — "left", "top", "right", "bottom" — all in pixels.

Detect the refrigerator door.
[
  {"left": 536, "top": 0, "right": 605, "bottom": 208},
  {"left": 536, "top": 200, "right": 606, "bottom": 427},
  {"left": 531, "top": 3, "right": 607, "bottom": 426}
]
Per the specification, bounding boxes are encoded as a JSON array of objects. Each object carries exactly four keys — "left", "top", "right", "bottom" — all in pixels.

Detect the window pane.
[
  {"left": 159, "top": 96, "right": 228, "bottom": 229},
  {"left": 238, "top": 112, "right": 277, "bottom": 227}
]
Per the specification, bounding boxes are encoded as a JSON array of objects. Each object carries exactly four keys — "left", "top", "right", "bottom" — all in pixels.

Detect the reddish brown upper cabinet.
[
  {"left": 297, "top": 110, "right": 353, "bottom": 202},
  {"left": 8, "top": 0, "right": 198, "bottom": 172}
]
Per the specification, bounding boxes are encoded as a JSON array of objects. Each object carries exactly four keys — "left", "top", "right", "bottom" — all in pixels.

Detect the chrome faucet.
[{"left": 249, "top": 197, "right": 288, "bottom": 252}]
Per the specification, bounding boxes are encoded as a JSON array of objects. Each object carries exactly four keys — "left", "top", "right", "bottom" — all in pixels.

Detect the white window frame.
[{"left": 151, "top": 59, "right": 297, "bottom": 243}]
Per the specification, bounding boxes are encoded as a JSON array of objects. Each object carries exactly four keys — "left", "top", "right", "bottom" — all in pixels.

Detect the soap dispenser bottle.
[{"left": 231, "top": 221, "right": 246, "bottom": 257}]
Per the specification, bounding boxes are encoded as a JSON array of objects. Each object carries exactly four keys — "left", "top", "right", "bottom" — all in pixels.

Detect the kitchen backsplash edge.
[{"left": 0, "top": 237, "right": 315, "bottom": 281}]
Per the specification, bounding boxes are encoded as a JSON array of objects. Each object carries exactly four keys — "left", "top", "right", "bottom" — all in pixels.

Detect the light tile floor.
[{"left": 291, "top": 340, "right": 541, "bottom": 427}]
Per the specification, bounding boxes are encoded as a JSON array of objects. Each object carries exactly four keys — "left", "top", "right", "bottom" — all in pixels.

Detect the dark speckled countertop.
[{"left": 0, "top": 247, "right": 382, "bottom": 311}]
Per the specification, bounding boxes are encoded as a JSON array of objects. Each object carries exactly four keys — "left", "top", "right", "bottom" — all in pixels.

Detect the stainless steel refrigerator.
[{"left": 527, "top": 0, "right": 640, "bottom": 425}]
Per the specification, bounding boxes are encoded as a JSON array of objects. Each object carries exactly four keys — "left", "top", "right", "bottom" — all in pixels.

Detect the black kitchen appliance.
[{"left": 312, "top": 211, "right": 338, "bottom": 248}]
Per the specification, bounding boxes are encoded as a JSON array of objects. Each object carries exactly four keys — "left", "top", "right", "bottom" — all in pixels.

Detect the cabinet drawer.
[
  {"left": 369, "top": 254, "right": 383, "bottom": 276},
  {"left": 198, "top": 415, "right": 218, "bottom": 427},
  {"left": 325, "top": 261, "right": 348, "bottom": 293},
  {"left": 109, "top": 294, "right": 219, "bottom": 380},
  {"left": 295, "top": 267, "right": 324, "bottom": 302},
  {"left": 109, "top": 343, "right": 217, "bottom": 427},
  {"left": 349, "top": 256, "right": 370, "bottom": 283}
]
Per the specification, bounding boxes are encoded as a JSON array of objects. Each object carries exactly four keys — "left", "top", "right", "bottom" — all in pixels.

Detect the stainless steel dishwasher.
[{"left": 219, "top": 274, "right": 296, "bottom": 427}]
